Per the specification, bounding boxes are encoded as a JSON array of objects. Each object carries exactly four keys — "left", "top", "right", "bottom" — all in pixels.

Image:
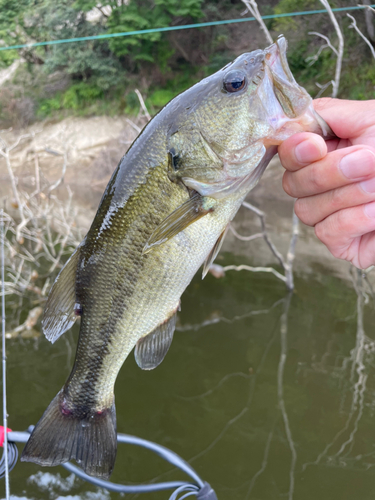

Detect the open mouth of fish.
[{"left": 262, "top": 35, "right": 335, "bottom": 141}]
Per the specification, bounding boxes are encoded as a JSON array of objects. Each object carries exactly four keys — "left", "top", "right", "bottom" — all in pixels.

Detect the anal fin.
[
  {"left": 202, "top": 225, "right": 229, "bottom": 278},
  {"left": 42, "top": 247, "right": 80, "bottom": 343},
  {"left": 135, "top": 309, "right": 178, "bottom": 370},
  {"left": 143, "top": 193, "right": 216, "bottom": 254}
]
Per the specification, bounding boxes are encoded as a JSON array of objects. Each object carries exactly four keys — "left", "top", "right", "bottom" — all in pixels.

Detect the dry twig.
[
  {"left": 361, "top": 1, "right": 375, "bottom": 40},
  {"left": 241, "top": 0, "right": 273, "bottom": 44},
  {"left": 308, "top": 0, "right": 344, "bottom": 98},
  {"left": 0, "top": 131, "right": 81, "bottom": 317},
  {"left": 135, "top": 89, "right": 151, "bottom": 122},
  {"left": 347, "top": 13, "right": 375, "bottom": 59},
  {"left": 210, "top": 202, "right": 299, "bottom": 291}
]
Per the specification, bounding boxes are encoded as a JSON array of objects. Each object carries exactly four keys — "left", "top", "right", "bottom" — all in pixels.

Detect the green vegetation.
[{"left": 0, "top": 0, "right": 374, "bottom": 126}]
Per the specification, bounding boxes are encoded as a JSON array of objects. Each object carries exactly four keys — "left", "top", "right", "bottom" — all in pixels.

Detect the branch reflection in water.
[
  {"left": 138, "top": 293, "right": 299, "bottom": 500},
  {"left": 303, "top": 267, "right": 375, "bottom": 473},
  {"left": 245, "top": 293, "right": 295, "bottom": 500}
]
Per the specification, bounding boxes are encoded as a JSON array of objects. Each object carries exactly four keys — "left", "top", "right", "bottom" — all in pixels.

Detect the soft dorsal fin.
[
  {"left": 202, "top": 224, "right": 229, "bottom": 278},
  {"left": 134, "top": 310, "right": 178, "bottom": 370},
  {"left": 143, "top": 193, "right": 216, "bottom": 254},
  {"left": 42, "top": 247, "right": 80, "bottom": 344}
]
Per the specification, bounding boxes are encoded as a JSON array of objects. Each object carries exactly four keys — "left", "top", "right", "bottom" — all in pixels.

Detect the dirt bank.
[{"left": 0, "top": 115, "right": 352, "bottom": 282}]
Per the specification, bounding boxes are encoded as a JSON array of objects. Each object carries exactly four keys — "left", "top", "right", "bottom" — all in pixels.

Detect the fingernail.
[
  {"left": 295, "top": 139, "right": 325, "bottom": 164},
  {"left": 364, "top": 201, "right": 375, "bottom": 218},
  {"left": 361, "top": 177, "right": 375, "bottom": 193},
  {"left": 339, "top": 150, "right": 375, "bottom": 180}
]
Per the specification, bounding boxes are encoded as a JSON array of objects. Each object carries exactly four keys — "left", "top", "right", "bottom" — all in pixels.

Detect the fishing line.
[
  {"left": 179, "top": 492, "right": 199, "bottom": 500},
  {"left": 0, "top": 439, "right": 17, "bottom": 481},
  {"left": 0, "top": 4, "right": 373, "bottom": 52},
  {"left": 1, "top": 210, "right": 10, "bottom": 500},
  {"left": 169, "top": 484, "right": 200, "bottom": 500},
  {"left": 3, "top": 429, "right": 218, "bottom": 499}
]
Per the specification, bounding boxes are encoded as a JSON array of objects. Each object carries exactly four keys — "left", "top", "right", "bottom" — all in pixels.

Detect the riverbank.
[{"left": 0, "top": 115, "right": 353, "bottom": 284}]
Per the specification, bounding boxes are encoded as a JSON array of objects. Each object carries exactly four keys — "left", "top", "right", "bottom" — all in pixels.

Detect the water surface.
[{"left": 3, "top": 257, "right": 375, "bottom": 500}]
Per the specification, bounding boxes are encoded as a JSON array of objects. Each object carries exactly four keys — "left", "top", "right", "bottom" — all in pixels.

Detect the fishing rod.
[{"left": 1, "top": 211, "right": 10, "bottom": 500}]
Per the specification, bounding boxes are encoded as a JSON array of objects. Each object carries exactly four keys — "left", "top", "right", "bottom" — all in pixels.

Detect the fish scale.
[{"left": 21, "top": 36, "right": 335, "bottom": 479}]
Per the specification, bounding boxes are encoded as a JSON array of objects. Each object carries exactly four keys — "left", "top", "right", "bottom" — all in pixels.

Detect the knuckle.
[
  {"left": 315, "top": 217, "right": 338, "bottom": 244},
  {"left": 314, "top": 221, "right": 327, "bottom": 243},
  {"left": 336, "top": 208, "right": 349, "bottom": 232},
  {"left": 308, "top": 163, "right": 325, "bottom": 193},
  {"left": 329, "top": 187, "right": 345, "bottom": 210},
  {"left": 330, "top": 246, "right": 345, "bottom": 260},
  {"left": 294, "top": 199, "right": 313, "bottom": 226},
  {"left": 282, "top": 172, "right": 293, "bottom": 196}
]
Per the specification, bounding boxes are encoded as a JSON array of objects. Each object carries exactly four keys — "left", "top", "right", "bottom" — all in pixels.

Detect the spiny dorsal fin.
[
  {"left": 42, "top": 247, "right": 80, "bottom": 344},
  {"left": 134, "top": 310, "right": 178, "bottom": 370},
  {"left": 202, "top": 224, "right": 229, "bottom": 278},
  {"left": 143, "top": 193, "right": 216, "bottom": 254}
]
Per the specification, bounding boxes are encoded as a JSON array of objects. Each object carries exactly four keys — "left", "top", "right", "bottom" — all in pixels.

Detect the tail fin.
[{"left": 21, "top": 390, "right": 117, "bottom": 479}]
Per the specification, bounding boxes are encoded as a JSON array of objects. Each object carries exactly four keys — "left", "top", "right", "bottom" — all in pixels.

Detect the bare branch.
[
  {"left": 241, "top": 0, "right": 273, "bottom": 44},
  {"left": 315, "top": 80, "right": 334, "bottom": 98},
  {"left": 306, "top": 43, "right": 332, "bottom": 67},
  {"left": 219, "top": 200, "right": 300, "bottom": 290},
  {"left": 278, "top": 294, "right": 297, "bottom": 500},
  {"left": 125, "top": 118, "right": 142, "bottom": 134},
  {"left": 318, "top": 0, "right": 344, "bottom": 97},
  {"left": 222, "top": 264, "right": 287, "bottom": 283},
  {"left": 0, "top": 129, "right": 82, "bottom": 312},
  {"left": 242, "top": 201, "right": 286, "bottom": 270},
  {"left": 347, "top": 13, "right": 375, "bottom": 59},
  {"left": 3, "top": 150, "right": 25, "bottom": 228},
  {"left": 228, "top": 224, "right": 263, "bottom": 242},
  {"left": 360, "top": 3, "right": 375, "bottom": 14},
  {"left": 34, "top": 152, "right": 40, "bottom": 194},
  {"left": 308, "top": 31, "right": 339, "bottom": 58},
  {"left": 47, "top": 150, "right": 68, "bottom": 194},
  {"left": 7, "top": 133, "right": 34, "bottom": 152},
  {"left": 135, "top": 89, "right": 151, "bottom": 122},
  {"left": 284, "top": 208, "right": 299, "bottom": 292},
  {"left": 361, "top": 0, "right": 375, "bottom": 40}
]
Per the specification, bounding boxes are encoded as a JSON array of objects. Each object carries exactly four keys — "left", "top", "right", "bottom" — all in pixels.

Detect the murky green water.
[{"left": 3, "top": 256, "right": 375, "bottom": 500}]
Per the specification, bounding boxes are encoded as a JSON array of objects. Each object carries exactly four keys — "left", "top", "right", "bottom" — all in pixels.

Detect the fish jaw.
[{"left": 259, "top": 35, "right": 336, "bottom": 142}]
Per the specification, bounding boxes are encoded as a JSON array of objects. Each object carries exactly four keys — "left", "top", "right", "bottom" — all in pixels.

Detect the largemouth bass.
[{"left": 21, "top": 36, "right": 334, "bottom": 478}]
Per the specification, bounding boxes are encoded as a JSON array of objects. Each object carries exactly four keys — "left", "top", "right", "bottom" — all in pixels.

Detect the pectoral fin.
[
  {"left": 202, "top": 225, "right": 229, "bottom": 278},
  {"left": 42, "top": 247, "right": 80, "bottom": 343},
  {"left": 135, "top": 310, "right": 178, "bottom": 370},
  {"left": 143, "top": 193, "right": 216, "bottom": 254}
]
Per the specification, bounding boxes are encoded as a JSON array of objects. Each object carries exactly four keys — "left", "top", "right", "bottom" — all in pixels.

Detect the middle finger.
[
  {"left": 294, "top": 178, "right": 375, "bottom": 226},
  {"left": 283, "top": 146, "right": 375, "bottom": 198}
]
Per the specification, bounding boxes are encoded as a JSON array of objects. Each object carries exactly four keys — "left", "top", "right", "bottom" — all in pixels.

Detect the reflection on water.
[{"left": 3, "top": 259, "right": 375, "bottom": 499}]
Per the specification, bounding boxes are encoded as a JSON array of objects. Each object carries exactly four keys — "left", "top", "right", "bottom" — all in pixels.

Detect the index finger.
[
  {"left": 314, "top": 98, "right": 375, "bottom": 141},
  {"left": 278, "top": 132, "right": 327, "bottom": 172}
]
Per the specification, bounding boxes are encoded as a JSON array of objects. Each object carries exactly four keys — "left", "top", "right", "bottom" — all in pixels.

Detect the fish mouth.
[
  {"left": 261, "top": 35, "right": 336, "bottom": 139},
  {"left": 264, "top": 36, "right": 295, "bottom": 86},
  {"left": 263, "top": 35, "right": 306, "bottom": 119}
]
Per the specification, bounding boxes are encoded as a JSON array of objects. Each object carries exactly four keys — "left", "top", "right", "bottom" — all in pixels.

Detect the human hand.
[{"left": 279, "top": 98, "right": 375, "bottom": 269}]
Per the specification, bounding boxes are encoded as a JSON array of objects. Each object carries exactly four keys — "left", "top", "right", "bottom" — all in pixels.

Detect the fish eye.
[{"left": 223, "top": 70, "right": 247, "bottom": 93}]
